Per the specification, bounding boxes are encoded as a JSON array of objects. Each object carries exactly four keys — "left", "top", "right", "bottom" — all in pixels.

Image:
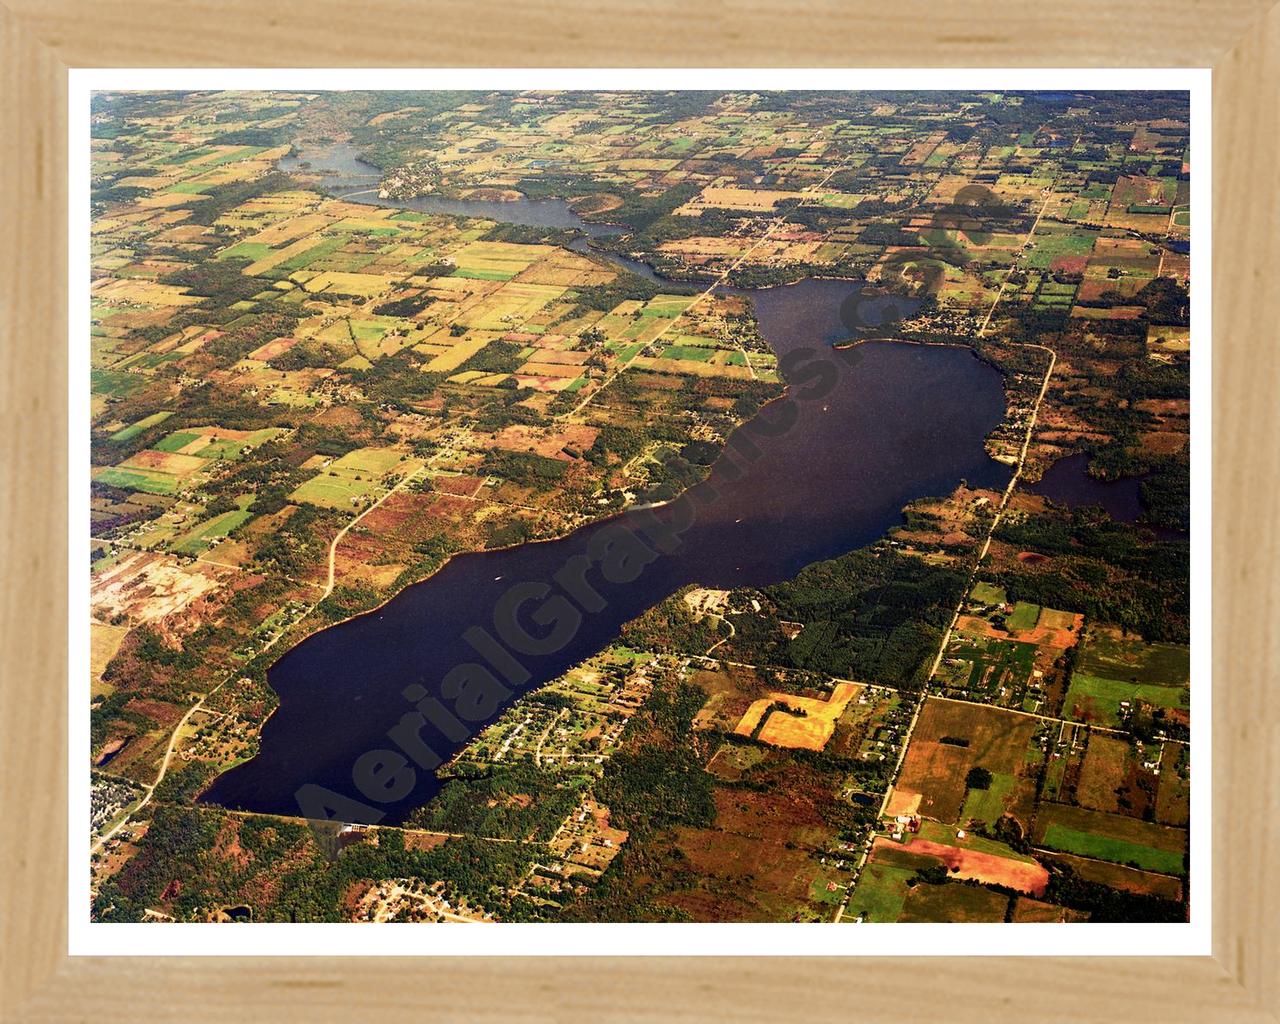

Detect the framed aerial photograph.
[
  {"left": 3, "top": 1, "right": 1278, "bottom": 1020},
  {"left": 70, "top": 69, "right": 1211, "bottom": 957}
]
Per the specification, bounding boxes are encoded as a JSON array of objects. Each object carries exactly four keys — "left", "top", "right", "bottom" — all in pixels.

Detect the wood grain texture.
[
  {"left": 1211, "top": 4, "right": 1280, "bottom": 1012},
  {"left": 3, "top": 0, "right": 1279, "bottom": 66},
  {"left": 1, "top": 1, "right": 1276, "bottom": 1020},
  {"left": 0, "top": 0, "right": 70, "bottom": 1013}
]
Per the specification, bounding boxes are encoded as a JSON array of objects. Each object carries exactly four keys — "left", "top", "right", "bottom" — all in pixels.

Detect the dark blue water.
[
  {"left": 1027, "top": 452, "right": 1186, "bottom": 540},
  {"left": 201, "top": 278, "right": 1011, "bottom": 823},
  {"left": 1028, "top": 453, "right": 1148, "bottom": 522}
]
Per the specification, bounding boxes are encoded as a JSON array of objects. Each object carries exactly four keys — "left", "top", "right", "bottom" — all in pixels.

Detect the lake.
[
  {"left": 279, "top": 140, "right": 688, "bottom": 285},
  {"left": 200, "top": 273, "right": 1012, "bottom": 823},
  {"left": 1026, "top": 452, "right": 1186, "bottom": 540},
  {"left": 1027, "top": 452, "right": 1148, "bottom": 521},
  {"left": 278, "top": 142, "right": 622, "bottom": 238}
]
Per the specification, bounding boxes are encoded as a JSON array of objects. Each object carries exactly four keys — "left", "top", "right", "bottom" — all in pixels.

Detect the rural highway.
[
  {"left": 831, "top": 182, "right": 1063, "bottom": 923},
  {"left": 321, "top": 462, "right": 424, "bottom": 599}
]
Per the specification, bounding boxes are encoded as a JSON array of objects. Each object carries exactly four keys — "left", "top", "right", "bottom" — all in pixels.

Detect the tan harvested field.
[
  {"left": 630, "top": 356, "right": 755, "bottom": 379},
  {"left": 492, "top": 423, "right": 598, "bottom": 460},
  {"left": 122, "top": 449, "right": 207, "bottom": 476},
  {"left": 511, "top": 374, "right": 578, "bottom": 392},
  {"left": 677, "top": 186, "right": 802, "bottom": 213},
  {"left": 93, "top": 277, "right": 204, "bottom": 306},
  {"left": 734, "top": 682, "right": 861, "bottom": 751},
  {"left": 90, "top": 619, "right": 129, "bottom": 694},
  {"left": 302, "top": 271, "right": 396, "bottom": 297},
  {"left": 514, "top": 252, "right": 616, "bottom": 287},
  {"left": 244, "top": 212, "right": 332, "bottom": 248},
  {"left": 517, "top": 348, "right": 588, "bottom": 365},
  {"left": 1011, "top": 897, "right": 1087, "bottom": 923},
  {"left": 517, "top": 361, "right": 581, "bottom": 378},
  {"left": 954, "top": 609, "right": 1084, "bottom": 649},
  {"left": 422, "top": 332, "right": 501, "bottom": 373},
  {"left": 246, "top": 336, "right": 299, "bottom": 362}
]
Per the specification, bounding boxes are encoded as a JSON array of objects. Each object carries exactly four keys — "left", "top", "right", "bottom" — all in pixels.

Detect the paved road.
[{"left": 832, "top": 183, "right": 1063, "bottom": 924}]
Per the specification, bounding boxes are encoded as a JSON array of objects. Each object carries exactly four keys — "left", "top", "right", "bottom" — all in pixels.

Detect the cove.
[
  {"left": 1027, "top": 452, "right": 1151, "bottom": 522},
  {"left": 200, "top": 277, "right": 1012, "bottom": 823},
  {"left": 1026, "top": 452, "right": 1187, "bottom": 541}
]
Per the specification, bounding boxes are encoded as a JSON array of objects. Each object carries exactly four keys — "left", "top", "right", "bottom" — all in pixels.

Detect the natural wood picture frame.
[{"left": 2, "top": 2, "right": 1276, "bottom": 1019}]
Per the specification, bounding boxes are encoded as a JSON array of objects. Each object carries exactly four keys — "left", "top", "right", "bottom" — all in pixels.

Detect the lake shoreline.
[{"left": 197, "top": 152, "right": 1013, "bottom": 822}]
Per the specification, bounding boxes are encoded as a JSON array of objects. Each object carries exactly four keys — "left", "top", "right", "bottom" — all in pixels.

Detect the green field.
[
  {"left": 91, "top": 368, "right": 145, "bottom": 399},
  {"left": 961, "top": 771, "right": 1017, "bottom": 826},
  {"left": 1035, "top": 804, "right": 1187, "bottom": 875},
  {"left": 1041, "top": 825, "right": 1185, "bottom": 875},
  {"left": 1006, "top": 601, "right": 1040, "bottom": 631},
  {"left": 659, "top": 345, "right": 714, "bottom": 362},
  {"left": 216, "top": 241, "right": 274, "bottom": 262},
  {"left": 1064, "top": 672, "right": 1189, "bottom": 726},
  {"left": 272, "top": 235, "right": 348, "bottom": 276},
  {"left": 450, "top": 267, "right": 515, "bottom": 281},
  {"left": 154, "top": 431, "right": 201, "bottom": 453},
  {"left": 969, "top": 581, "right": 1007, "bottom": 607},
  {"left": 152, "top": 426, "right": 282, "bottom": 460},
  {"left": 1023, "top": 228, "right": 1096, "bottom": 270},
  {"left": 1076, "top": 631, "right": 1189, "bottom": 685},
  {"left": 641, "top": 295, "right": 695, "bottom": 318},
  {"left": 289, "top": 447, "right": 413, "bottom": 509},
  {"left": 94, "top": 466, "right": 179, "bottom": 495},
  {"left": 1064, "top": 629, "right": 1190, "bottom": 724},
  {"left": 196, "top": 438, "right": 247, "bottom": 460},
  {"left": 170, "top": 509, "right": 254, "bottom": 556},
  {"left": 110, "top": 411, "right": 172, "bottom": 442},
  {"left": 845, "top": 862, "right": 914, "bottom": 923}
]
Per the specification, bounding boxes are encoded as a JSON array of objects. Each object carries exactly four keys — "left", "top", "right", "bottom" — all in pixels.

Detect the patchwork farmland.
[{"left": 85, "top": 89, "right": 1192, "bottom": 928}]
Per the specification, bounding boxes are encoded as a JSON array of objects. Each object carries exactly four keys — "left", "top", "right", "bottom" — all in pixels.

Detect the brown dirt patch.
[
  {"left": 1075, "top": 733, "right": 1131, "bottom": 813},
  {"left": 1012, "top": 896, "right": 1086, "bottom": 922},
  {"left": 901, "top": 838, "right": 1049, "bottom": 896},
  {"left": 1041, "top": 852, "right": 1183, "bottom": 900}
]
